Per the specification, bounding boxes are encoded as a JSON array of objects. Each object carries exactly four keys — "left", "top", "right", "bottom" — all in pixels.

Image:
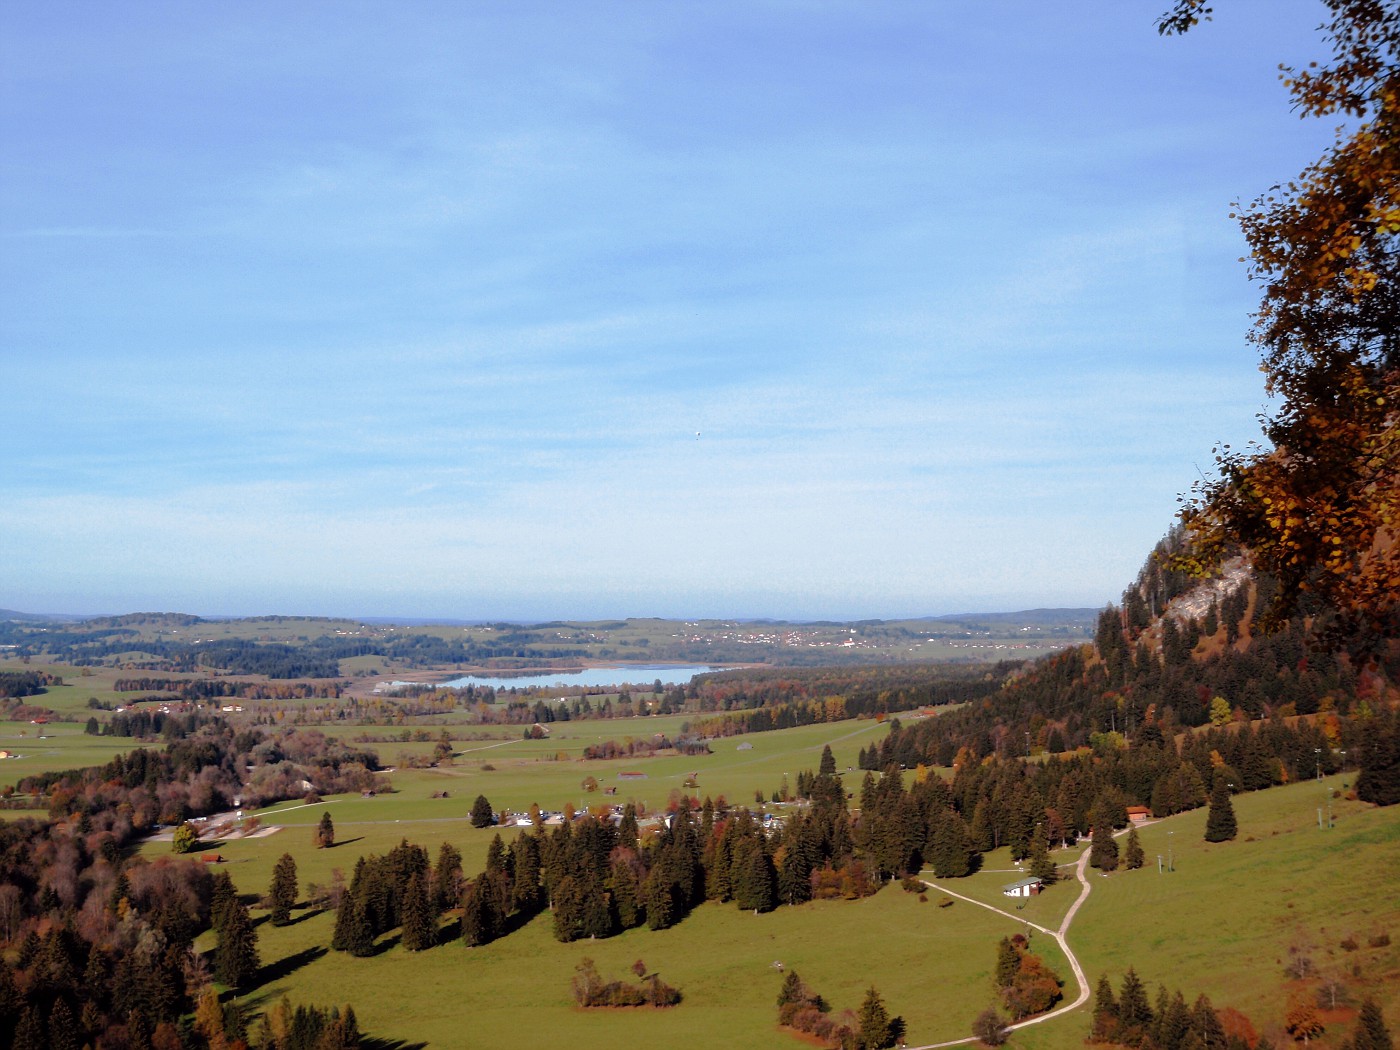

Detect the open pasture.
[
  {"left": 1065, "top": 774, "right": 1400, "bottom": 1043},
  {"left": 172, "top": 774, "right": 1400, "bottom": 1050},
  {"left": 0, "top": 719, "right": 151, "bottom": 790},
  {"left": 209, "top": 863, "right": 1031, "bottom": 1050}
]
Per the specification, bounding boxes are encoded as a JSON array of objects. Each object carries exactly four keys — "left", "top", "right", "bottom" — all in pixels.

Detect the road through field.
[{"left": 912, "top": 844, "right": 1095, "bottom": 1049}]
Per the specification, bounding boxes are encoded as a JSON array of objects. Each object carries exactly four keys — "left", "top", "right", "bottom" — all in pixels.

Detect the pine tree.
[
  {"left": 1205, "top": 777, "right": 1238, "bottom": 843},
  {"left": 1090, "top": 975, "right": 1119, "bottom": 1043},
  {"left": 1026, "top": 822, "right": 1058, "bottom": 884},
  {"left": 734, "top": 842, "right": 777, "bottom": 913},
  {"left": 470, "top": 794, "right": 495, "bottom": 828},
  {"left": 11, "top": 1004, "right": 43, "bottom": 1050},
  {"left": 315, "top": 811, "right": 335, "bottom": 848},
  {"left": 268, "top": 852, "right": 298, "bottom": 926},
  {"left": 858, "top": 986, "right": 896, "bottom": 1050},
  {"left": 433, "top": 841, "right": 463, "bottom": 912},
  {"left": 820, "top": 745, "right": 837, "bottom": 776},
  {"left": 644, "top": 870, "right": 675, "bottom": 931},
  {"left": 462, "top": 873, "right": 501, "bottom": 952},
  {"left": 1353, "top": 999, "right": 1393, "bottom": 1050},
  {"left": 210, "top": 870, "right": 237, "bottom": 935},
  {"left": 778, "top": 969, "right": 805, "bottom": 1007},
  {"left": 1124, "top": 826, "right": 1146, "bottom": 870},
  {"left": 927, "top": 807, "right": 975, "bottom": 878},
  {"left": 1090, "top": 819, "right": 1119, "bottom": 872},
  {"left": 214, "top": 898, "right": 260, "bottom": 988},
  {"left": 994, "top": 938, "right": 1020, "bottom": 989},
  {"left": 47, "top": 998, "right": 79, "bottom": 1050},
  {"left": 401, "top": 870, "right": 437, "bottom": 951},
  {"left": 331, "top": 890, "right": 373, "bottom": 956},
  {"left": 1118, "top": 969, "right": 1153, "bottom": 1041},
  {"left": 1356, "top": 712, "right": 1400, "bottom": 807}
]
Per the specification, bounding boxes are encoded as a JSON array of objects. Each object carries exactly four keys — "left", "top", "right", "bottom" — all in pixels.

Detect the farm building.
[{"left": 1126, "top": 806, "right": 1151, "bottom": 824}]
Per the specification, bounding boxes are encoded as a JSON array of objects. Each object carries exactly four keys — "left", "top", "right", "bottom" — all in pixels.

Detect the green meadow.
[{"left": 153, "top": 739, "right": 1400, "bottom": 1050}]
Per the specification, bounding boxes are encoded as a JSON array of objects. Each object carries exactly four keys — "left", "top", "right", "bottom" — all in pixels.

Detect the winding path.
[{"left": 907, "top": 845, "right": 1096, "bottom": 1049}]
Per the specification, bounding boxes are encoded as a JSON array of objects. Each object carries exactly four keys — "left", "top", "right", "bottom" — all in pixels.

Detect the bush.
[
  {"left": 570, "top": 958, "right": 681, "bottom": 1008},
  {"left": 1369, "top": 931, "right": 1391, "bottom": 948},
  {"left": 974, "top": 1006, "right": 1009, "bottom": 1046}
]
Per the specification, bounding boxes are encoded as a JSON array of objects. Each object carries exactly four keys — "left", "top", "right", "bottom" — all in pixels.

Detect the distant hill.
[
  {"left": 927, "top": 607, "right": 1099, "bottom": 626},
  {"left": 0, "top": 608, "right": 87, "bottom": 623}
]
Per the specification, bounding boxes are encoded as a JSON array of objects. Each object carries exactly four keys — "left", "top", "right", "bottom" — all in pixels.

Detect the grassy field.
[
  {"left": 0, "top": 718, "right": 150, "bottom": 790},
  {"left": 162, "top": 764, "right": 1400, "bottom": 1050}
]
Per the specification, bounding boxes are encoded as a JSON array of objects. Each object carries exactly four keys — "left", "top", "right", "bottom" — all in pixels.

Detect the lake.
[{"left": 413, "top": 663, "right": 721, "bottom": 692}]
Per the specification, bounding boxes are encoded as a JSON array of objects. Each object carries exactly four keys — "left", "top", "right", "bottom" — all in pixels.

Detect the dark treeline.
[
  {"left": 581, "top": 735, "right": 711, "bottom": 760},
  {"left": 114, "top": 677, "right": 346, "bottom": 700},
  {"left": 0, "top": 670, "right": 61, "bottom": 698},
  {"left": 85, "top": 708, "right": 226, "bottom": 741}
]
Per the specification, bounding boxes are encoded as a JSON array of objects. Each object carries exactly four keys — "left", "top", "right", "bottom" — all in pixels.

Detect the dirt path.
[{"left": 908, "top": 845, "right": 1094, "bottom": 1049}]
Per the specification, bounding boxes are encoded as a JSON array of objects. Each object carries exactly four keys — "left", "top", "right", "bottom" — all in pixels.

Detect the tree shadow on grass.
[
  {"left": 362, "top": 1039, "right": 428, "bottom": 1050},
  {"left": 257, "top": 945, "right": 327, "bottom": 985},
  {"left": 366, "top": 932, "right": 401, "bottom": 957},
  {"left": 324, "top": 836, "right": 364, "bottom": 849},
  {"left": 282, "top": 906, "right": 327, "bottom": 926}
]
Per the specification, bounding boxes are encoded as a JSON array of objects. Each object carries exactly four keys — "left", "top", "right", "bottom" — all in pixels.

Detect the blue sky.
[{"left": 0, "top": 2, "right": 1335, "bottom": 620}]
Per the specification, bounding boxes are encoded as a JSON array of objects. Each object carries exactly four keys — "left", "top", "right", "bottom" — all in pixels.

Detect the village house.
[{"left": 1002, "top": 877, "right": 1043, "bottom": 898}]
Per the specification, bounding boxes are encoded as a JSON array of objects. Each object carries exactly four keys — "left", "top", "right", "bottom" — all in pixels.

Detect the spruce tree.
[
  {"left": 1090, "top": 975, "right": 1119, "bottom": 1043},
  {"left": 1204, "top": 777, "right": 1238, "bottom": 843},
  {"left": 210, "top": 870, "right": 237, "bottom": 935},
  {"left": 214, "top": 898, "right": 260, "bottom": 988},
  {"left": 1124, "top": 826, "right": 1146, "bottom": 870},
  {"left": 858, "top": 986, "right": 896, "bottom": 1050},
  {"left": 1026, "top": 822, "right": 1058, "bottom": 884},
  {"left": 315, "top": 811, "right": 335, "bottom": 849},
  {"left": 734, "top": 843, "right": 777, "bottom": 913},
  {"left": 1090, "top": 820, "right": 1119, "bottom": 872},
  {"left": 1356, "top": 712, "right": 1400, "bottom": 807},
  {"left": 433, "top": 842, "right": 463, "bottom": 912},
  {"left": 994, "top": 937, "right": 1020, "bottom": 989},
  {"left": 1353, "top": 998, "right": 1393, "bottom": 1050},
  {"left": 401, "top": 871, "right": 436, "bottom": 951},
  {"left": 331, "top": 890, "right": 373, "bottom": 956},
  {"left": 820, "top": 745, "right": 837, "bottom": 776},
  {"left": 268, "top": 853, "right": 298, "bottom": 926},
  {"left": 1118, "top": 969, "right": 1153, "bottom": 1041},
  {"left": 470, "top": 794, "right": 495, "bottom": 828},
  {"left": 47, "top": 998, "right": 79, "bottom": 1050}
]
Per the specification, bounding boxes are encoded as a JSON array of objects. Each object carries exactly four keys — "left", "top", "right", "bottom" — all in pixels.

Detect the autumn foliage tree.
[{"left": 1163, "top": 1, "right": 1400, "bottom": 634}]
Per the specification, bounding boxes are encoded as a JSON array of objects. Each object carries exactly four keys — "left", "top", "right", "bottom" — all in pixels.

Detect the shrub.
[{"left": 974, "top": 1006, "right": 1009, "bottom": 1046}]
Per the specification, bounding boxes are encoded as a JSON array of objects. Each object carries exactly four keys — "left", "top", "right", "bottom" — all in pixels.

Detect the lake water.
[{"left": 414, "top": 663, "right": 720, "bottom": 692}]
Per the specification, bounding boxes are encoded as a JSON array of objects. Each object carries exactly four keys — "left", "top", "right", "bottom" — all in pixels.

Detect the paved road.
[{"left": 908, "top": 845, "right": 1096, "bottom": 1050}]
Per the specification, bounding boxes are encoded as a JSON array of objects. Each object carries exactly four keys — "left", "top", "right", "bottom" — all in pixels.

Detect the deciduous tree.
[{"left": 1163, "top": 1, "right": 1400, "bottom": 633}]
